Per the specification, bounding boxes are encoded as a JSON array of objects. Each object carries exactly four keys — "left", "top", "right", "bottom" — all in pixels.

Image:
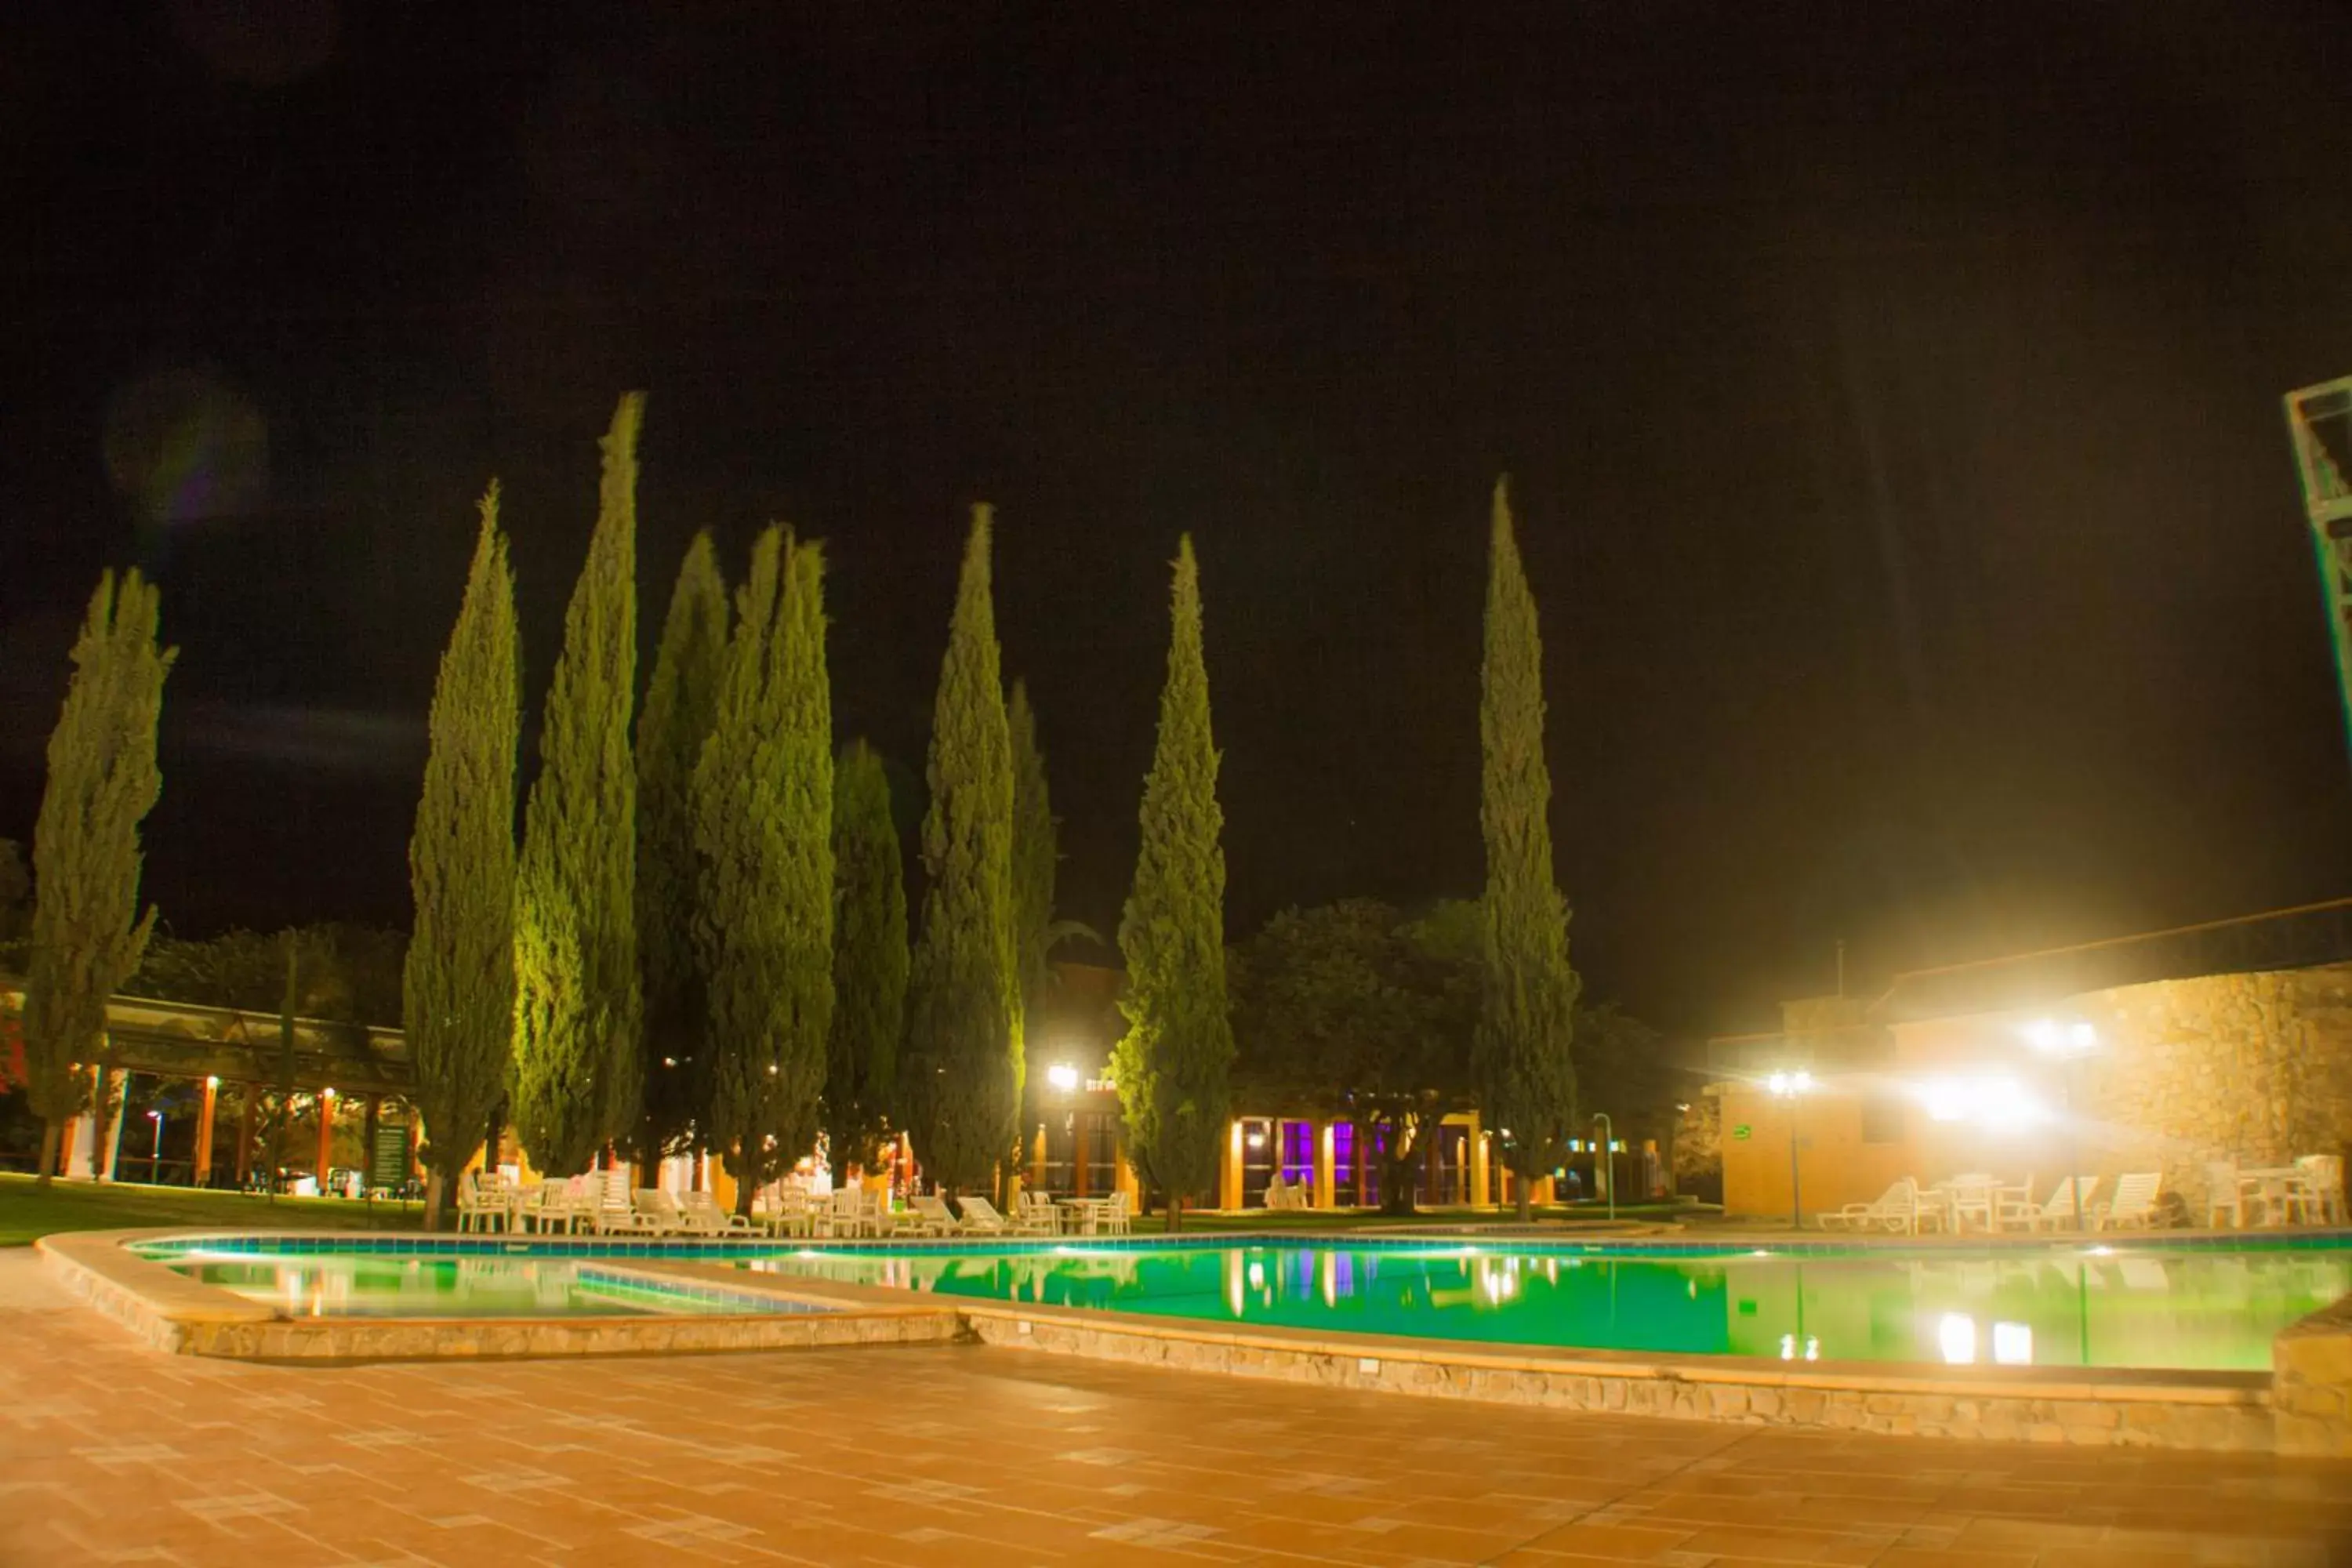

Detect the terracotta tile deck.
[{"left": 5, "top": 1251, "right": 2352, "bottom": 1566}]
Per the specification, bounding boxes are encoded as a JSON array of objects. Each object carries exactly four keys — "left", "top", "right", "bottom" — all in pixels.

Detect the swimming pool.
[
  {"left": 131, "top": 1235, "right": 2352, "bottom": 1369},
  {"left": 739, "top": 1239, "right": 2352, "bottom": 1371},
  {"left": 155, "top": 1251, "right": 809, "bottom": 1319}
]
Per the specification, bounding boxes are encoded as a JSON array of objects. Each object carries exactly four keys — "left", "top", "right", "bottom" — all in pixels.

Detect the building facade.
[{"left": 1709, "top": 900, "right": 2352, "bottom": 1222}]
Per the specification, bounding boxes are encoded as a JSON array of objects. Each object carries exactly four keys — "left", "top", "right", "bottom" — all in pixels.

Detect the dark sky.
[{"left": 9, "top": 2, "right": 2352, "bottom": 1042}]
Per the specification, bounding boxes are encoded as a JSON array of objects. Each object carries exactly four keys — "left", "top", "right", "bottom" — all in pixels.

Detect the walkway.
[{"left": 2, "top": 1252, "right": 2349, "bottom": 1566}]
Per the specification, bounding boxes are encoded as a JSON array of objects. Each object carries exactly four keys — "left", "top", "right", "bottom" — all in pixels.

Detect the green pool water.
[
  {"left": 165, "top": 1255, "right": 757, "bottom": 1318},
  {"left": 741, "top": 1241, "right": 2352, "bottom": 1370}
]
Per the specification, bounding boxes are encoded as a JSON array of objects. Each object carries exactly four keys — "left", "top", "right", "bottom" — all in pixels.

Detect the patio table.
[
  {"left": 2239, "top": 1166, "right": 2315, "bottom": 1227},
  {"left": 1056, "top": 1196, "right": 1116, "bottom": 1236}
]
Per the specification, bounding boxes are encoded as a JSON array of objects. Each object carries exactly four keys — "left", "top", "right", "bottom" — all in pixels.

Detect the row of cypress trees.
[
  {"left": 397, "top": 405, "right": 1098, "bottom": 1221},
  {"left": 13, "top": 406, "right": 1570, "bottom": 1229}
]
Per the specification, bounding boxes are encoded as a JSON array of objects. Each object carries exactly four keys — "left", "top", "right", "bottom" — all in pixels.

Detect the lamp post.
[
  {"left": 1768, "top": 1071, "right": 1813, "bottom": 1229},
  {"left": 2024, "top": 1018, "right": 2098, "bottom": 1232},
  {"left": 147, "top": 1109, "right": 164, "bottom": 1181},
  {"left": 1592, "top": 1112, "right": 1616, "bottom": 1223}
]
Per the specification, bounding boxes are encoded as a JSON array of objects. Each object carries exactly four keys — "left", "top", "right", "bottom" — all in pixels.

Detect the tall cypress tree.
[
  {"left": 514, "top": 394, "right": 645, "bottom": 1176},
  {"left": 21, "top": 568, "right": 174, "bottom": 1185},
  {"left": 824, "top": 739, "right": 908, "bottom": 1181},
  {"left": 635, "top": 532, "right": 728, "bottom": 1169},
  {"left": 405, "top": 488, "right": 521, "bottom": 1230},
  {"left": 693, "top": 528, "right": 833, "bottom": 1210},
  {"left": 1008, "top": 680, "right": 1057, "bottom": 1038},
  {"left": 906, "top": 506, "right": 1017, "bottom": 1195},
  {"left": 1112, "top": 535, "right": 1233, "bottom": 1230},
  {"left": 1474, "top": 477, "right": 1581, "bottom": 1221}
]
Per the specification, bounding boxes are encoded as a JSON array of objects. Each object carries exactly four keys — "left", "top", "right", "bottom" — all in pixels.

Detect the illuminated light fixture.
[
  {"left": 321, "top": 1087, "right": 336, "bottom": 1100},
  {"left": 2023, "top": 1017, "right": 2099, "bottom": 1058},
  {"left": 1046, "top": 1063, "right": 1080, "bottom": 1094},
  {"left": 1749, "top": 1248, "right": 1772, "bottom": 1258},
  {"left": 1992, "top": 1321, "right": 2033, "bottom": 1366},
  {"left": 662, "top": 1056, "right": 677, "bottom": 1068},
  {"left": 205, "top": 1075, "right": 220, "bottom": 1089},
  {"left": 1245, "top": 1130, "right": 1265, "bottom": 1149},
  {"left": 1938, "top": 1313, "right": 1977, "bottom": 1365},
  {"left": 1766, "top": 1069, "right": 1813, "bottom": 1097},
  {"left": 1912, "top": 1073, "right": 2049, "bottom": 1131},
  {"left": 2085, "top": 1244, "right": 2114, "bottom": 1258}
]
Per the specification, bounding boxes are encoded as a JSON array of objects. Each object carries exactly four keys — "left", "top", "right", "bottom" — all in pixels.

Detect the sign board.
[
  {"left": 1732, "top": 1124, "right": 1751, "bottom": 1142},
  {"left": 368, "top": 1120, "right": 410, "bottom": 1192}
]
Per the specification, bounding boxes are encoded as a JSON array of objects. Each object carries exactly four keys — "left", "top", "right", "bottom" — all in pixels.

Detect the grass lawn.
[{"left": 0, "top": 1172, "right": 423, "bottom": 1247}]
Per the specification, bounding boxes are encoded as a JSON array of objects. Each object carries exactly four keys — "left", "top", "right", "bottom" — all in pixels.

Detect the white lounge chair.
[
  {"left": 1018, "top": 1192, "right": 1065, "bottom": 1234},
  {"left": 1818, "top": 1179, "right": 1918, "bottom": 1233},
  {"left": 903, "top": 1193, "right": 960, "bottom": 1236},
  {"left": 593, "top": 1184, "right": 660, "bottom": 1235},
  {"left": 2025, "top": 1176, "right": 2099, "bottom": 1231},
  {"left": 957, "top": 1194, "right": 1053, "bottom": 1236},
  {"left": 678, "top": 1189, "right": 757, "bottom": 1236},
  {"left": 629, "top": 1189, "right": 688, "bottom": 1235},
  {"left": 2094, "top": 1171, "right": 2163, "bottom": 1230}
]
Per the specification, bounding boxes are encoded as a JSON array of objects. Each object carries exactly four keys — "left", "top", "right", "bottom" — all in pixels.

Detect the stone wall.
[{"left": 2072, "top": 962, "right": 2352, "bottom": 1215}]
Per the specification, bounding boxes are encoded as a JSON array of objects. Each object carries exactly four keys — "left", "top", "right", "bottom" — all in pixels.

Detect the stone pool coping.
[{"left": 40, "top": 1226, "right": 2352, "bottom": 1454}]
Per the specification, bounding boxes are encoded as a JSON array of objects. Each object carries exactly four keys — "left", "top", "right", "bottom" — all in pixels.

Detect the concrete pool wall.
[{"left": 38, "top": 1226, "right": 2352, "bottom": 1454}]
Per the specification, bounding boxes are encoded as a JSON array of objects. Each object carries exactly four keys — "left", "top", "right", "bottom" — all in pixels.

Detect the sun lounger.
[
  {"left": 1817, "top": 1179, "right": 1918, "bottom": 1233},
  {"left": 2094, "top": 1171, "right": 2163, "bottom": 1230}
]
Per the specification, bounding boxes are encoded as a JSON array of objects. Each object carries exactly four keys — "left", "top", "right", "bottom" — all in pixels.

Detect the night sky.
[{"left": 9, "top": 2, "right": 2352, "bottom": 1043}]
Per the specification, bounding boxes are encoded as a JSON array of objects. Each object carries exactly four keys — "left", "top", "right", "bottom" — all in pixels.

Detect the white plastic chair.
[
  {"left": 1100, "top": 1190, "right": 1132, "bottom": 1236},
  {"left": 1019, "top": 1191, "right": 1064, "bottom": 1235},
  {"left": 456, "top": 1171, "right": 506, "bottom": 1233},
  {"left": 2297, "top": 1155, "right": 2347, "bottom": 1226},
  {"left": 2205, "top": 1160, "right": 2247, "bottom": 1229}
]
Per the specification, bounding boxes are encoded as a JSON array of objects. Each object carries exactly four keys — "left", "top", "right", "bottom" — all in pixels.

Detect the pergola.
[{"left": 11, "top": 989, "right": 413, "bottom": 1189}]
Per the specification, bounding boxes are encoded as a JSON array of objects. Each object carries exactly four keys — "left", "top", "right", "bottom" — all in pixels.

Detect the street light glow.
[
  {"left": 1913, "top": 1073, "right": 2049, "bottom": 1130},
  {"left": 1046, "top": 1062, "right": 1080, "bottom": 1093}
]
